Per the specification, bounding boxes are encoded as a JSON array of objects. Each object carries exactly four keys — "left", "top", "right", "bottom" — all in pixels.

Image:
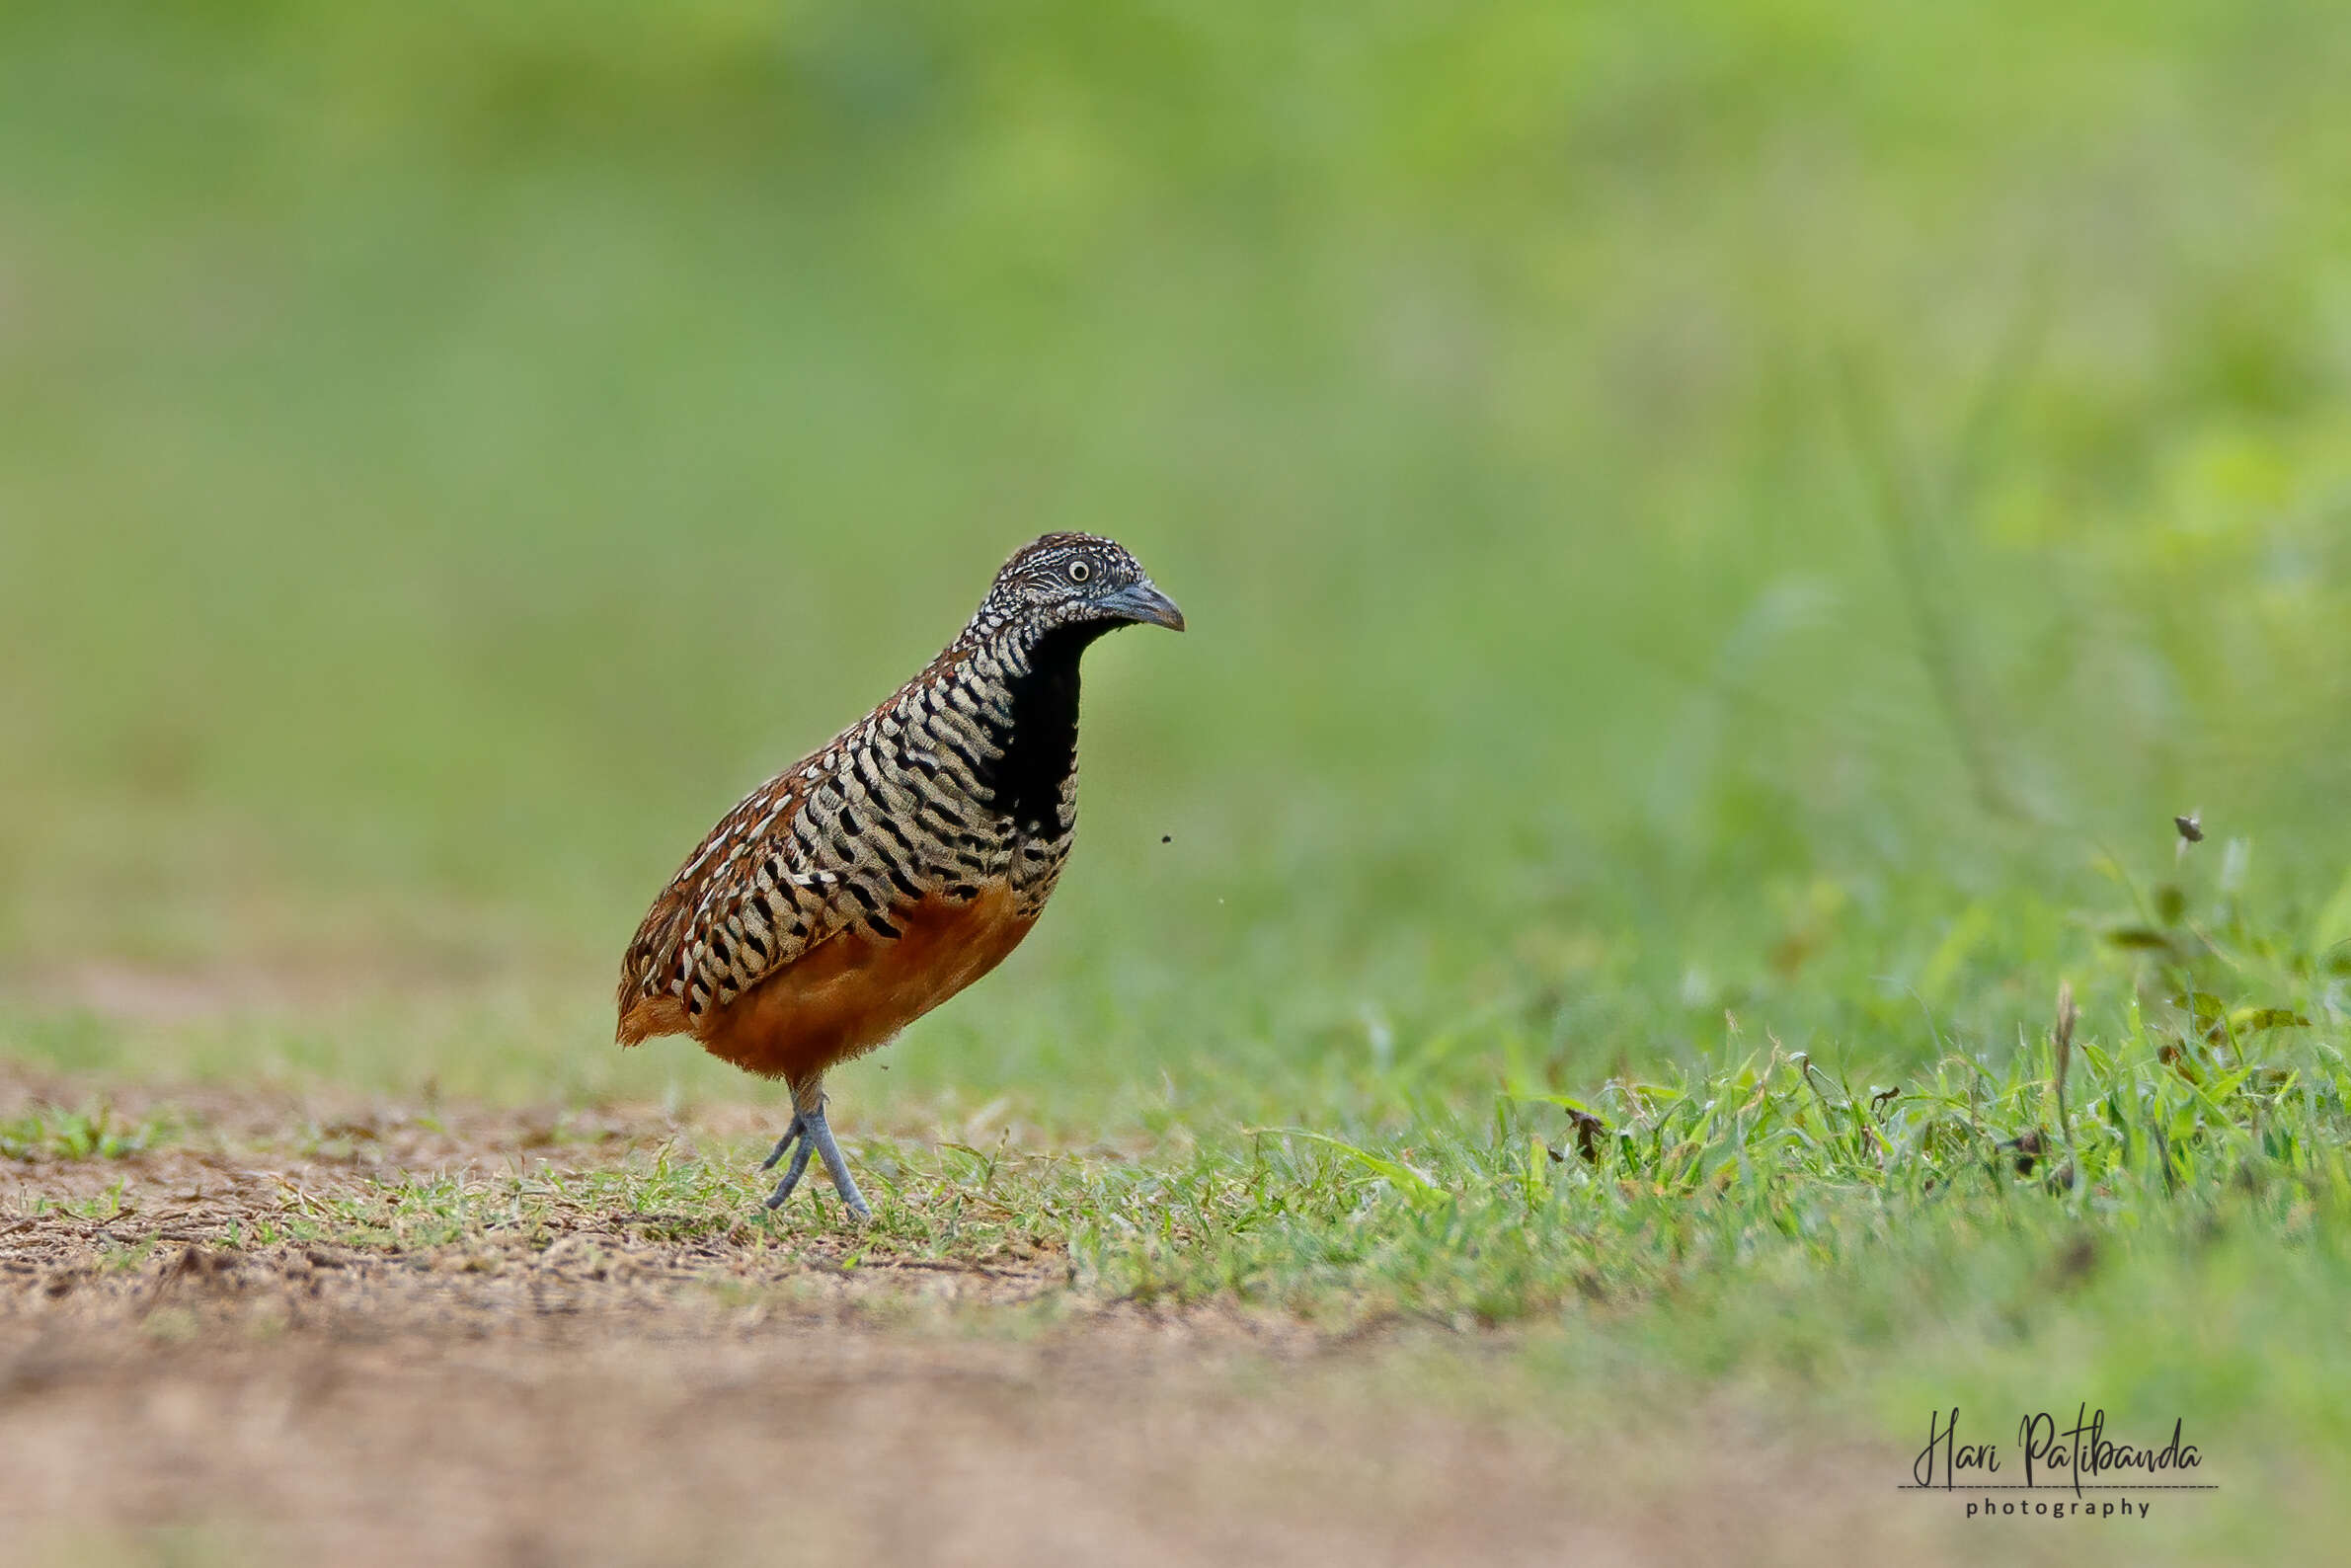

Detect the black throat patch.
[{"left": 979, "top": 621, "right": 1117, "bottom": 835}]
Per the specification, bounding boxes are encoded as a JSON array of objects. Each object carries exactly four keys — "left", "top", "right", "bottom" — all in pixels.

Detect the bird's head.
[{"left": 980, "top": 533, "right": 1185, "bottom": 640}]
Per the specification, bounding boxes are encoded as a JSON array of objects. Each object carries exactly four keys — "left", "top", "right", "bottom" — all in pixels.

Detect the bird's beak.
[{"left": 1098, "top": 579, "right": 1186, "bottom": 632}]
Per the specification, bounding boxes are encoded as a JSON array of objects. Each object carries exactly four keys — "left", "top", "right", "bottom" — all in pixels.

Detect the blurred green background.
[{"left": 5, "top": 0, "right": 2349, "bottom": 1129}]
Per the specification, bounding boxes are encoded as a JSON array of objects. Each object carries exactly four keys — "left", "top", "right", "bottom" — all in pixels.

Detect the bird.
[{"left": 615, "top": 533, "right": 1184, "bottom": 1219}]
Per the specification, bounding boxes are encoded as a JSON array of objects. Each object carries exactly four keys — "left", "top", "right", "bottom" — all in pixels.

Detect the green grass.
[
  {"left": 30, "top": 892, "right": 2343, "bottom": 1555},
  {"left": 0, "top": 1102, "right": 170, "bottom": 1164},
  {"left": 4, "top": 0, "right": 2351, "bottom": 1549}
]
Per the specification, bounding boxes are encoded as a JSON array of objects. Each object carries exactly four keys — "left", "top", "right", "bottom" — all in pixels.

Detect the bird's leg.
[
  {"left": 801, "top": 1100, "right": 872, "bottom": 1221},
  {"left": 762, "top": 1095, "right": 814, "bottom": 1209},
  {"left": 762, "top": 1125, "right": 817, "bottom": 1211},
  {"left": 760, "top": 1113, "right": 806, "bottom": 1172},
  {"left": 762, "top": 1089, "right": 871, "bottom": 1221}
]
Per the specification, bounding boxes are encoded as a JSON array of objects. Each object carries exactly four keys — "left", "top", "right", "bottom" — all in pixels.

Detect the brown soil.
[{"left": 0, "top": 1063, "right": 1979, "bottom": 1568}]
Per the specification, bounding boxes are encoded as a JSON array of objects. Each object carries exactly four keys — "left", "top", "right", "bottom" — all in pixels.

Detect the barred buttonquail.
[{"left": 616, "top": 534, "right": 1184, "bottom": 1218}]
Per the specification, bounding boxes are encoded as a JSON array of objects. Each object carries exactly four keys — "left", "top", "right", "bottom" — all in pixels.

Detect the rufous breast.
[{"left": 693, "top": 883, "right": 1038, "bottom": 1084}]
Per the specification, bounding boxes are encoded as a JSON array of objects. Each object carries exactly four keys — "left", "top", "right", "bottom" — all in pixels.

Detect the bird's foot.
[{"left": 760, "top": 1104, "right": 872, "bottom": 1221}]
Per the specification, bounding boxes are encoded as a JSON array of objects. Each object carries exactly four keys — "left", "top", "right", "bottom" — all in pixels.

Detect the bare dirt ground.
[{"left": 0, "top": 1060, "right": 1981, "bottom": 1568}]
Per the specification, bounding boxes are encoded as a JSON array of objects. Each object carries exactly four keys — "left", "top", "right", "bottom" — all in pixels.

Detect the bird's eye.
[{"left": 1067, "top": 561, "right": 1092, "bottom": 584}]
